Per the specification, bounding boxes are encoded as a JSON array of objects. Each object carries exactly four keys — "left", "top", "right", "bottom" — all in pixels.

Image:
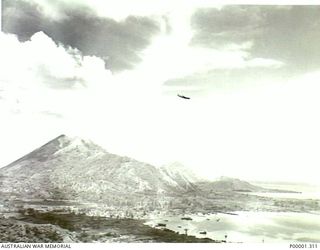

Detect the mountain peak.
[
  {"left": 53, "top": 134, "right": 81, "bottom": 144},
  {"left": 159, "top": 162, "right": 203, "bottom": 190},
  {"left": 1, "top": 134, "right": 69, "bottom": 168},
  {"left": 0, "top": 135, "right": 196, "bottom": 202},
  {"left": 1, "top": 134, "right": 103, "bottom": 171},
  {"left": 55, "top": 134, "right": 67, "bottom": 140}
]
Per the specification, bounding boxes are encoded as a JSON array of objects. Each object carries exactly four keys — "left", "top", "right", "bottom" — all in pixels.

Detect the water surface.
[{"left": 146, "top": 211, "right": 320, "bottom": 243}]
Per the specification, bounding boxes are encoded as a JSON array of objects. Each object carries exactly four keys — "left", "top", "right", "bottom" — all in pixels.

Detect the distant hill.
[
  {"left": 159, "top": 162, "right": 203, "bottom": 191},
  {"left": 196, "top": 176, "right": 300, "bottom": 194},
  {"left": 197, "top": 176, "right": 264, "bottom": 193}
]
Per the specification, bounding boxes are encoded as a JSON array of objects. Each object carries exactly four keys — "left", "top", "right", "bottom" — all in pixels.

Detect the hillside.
[
  {"left": 198, "top": 176, "right": 264, "bottom": 192},
  {"left": 0, "top": 134, "right": 307, "bottom": 218},
  {"left": 0, "top": 135, "right": 196, "bottom": 207},
  {"left": 159, "top": 162, "right": 203, "bottom": 191}
]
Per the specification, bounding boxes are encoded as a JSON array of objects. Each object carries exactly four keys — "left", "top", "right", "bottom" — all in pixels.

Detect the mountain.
[
  {"left": 197, "top": 176, "right": 265, "bottom": 193},
  {"left": 159, "top": 162, "right": 203, "bottom": 190},
  {"left": 0, "top": 134, "right": 299, "bottom": 217},
  {"left": 0, "top": 135, "right": 195, "bottom": 205},
  {"left": 213, "top": 176, "right": 264, "bottom": 192}
]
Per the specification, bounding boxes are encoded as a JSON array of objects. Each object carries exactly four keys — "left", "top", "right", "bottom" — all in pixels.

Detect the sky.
[{"left": 1, "top": 0, "right": 320, "bottom": 184}]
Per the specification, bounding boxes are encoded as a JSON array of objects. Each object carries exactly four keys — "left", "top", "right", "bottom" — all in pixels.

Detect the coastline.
[{"left": 144, "top": 210, "right": 320, "bottom": 243}]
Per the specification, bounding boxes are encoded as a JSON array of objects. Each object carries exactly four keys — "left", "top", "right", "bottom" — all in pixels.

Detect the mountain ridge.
[
  {"left": 0, "top": 134, "right": 299, "bottom": 212},
  {"left": 0, "top": 135, "right": 199, "bottom": 204}
]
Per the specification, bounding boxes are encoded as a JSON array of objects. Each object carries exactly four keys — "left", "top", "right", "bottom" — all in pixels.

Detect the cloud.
[
  {"left": 0, "top": 31, "right": 112, "bottom": 116},
  {"left": 191, "top": 6, "right": 263, "bottom": 46},
  {"left": 2, "top": 0, "right": 160, "bottom": 71},
  {"left": 2, "top": 1, "right": 285, "bottom": 84},
  {"left": 163, "top": 62, "right": 297, "bottom": 96},
  {"left": 191, "top": 6, "right": 320, "bottom": 71},
  {"left": 162, "top": 5, "right": 319, "bottom": 95},
  {"left": 9, "top": 0, "right": 222, "bottom": 22},
  {"left": 121, "top": 11, "right": 283, "bottom": 91}
]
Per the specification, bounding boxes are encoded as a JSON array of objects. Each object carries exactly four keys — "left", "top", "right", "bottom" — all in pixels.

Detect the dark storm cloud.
[
  {"left": 191, "top": 5, "right": 320, "bottom": 71},
  {"left": 163, "top": 5, "right": 320, "bottom": 94},
  {"left": 2, "top": 0, "right": 160, "bottom": 72},
  {"left": 191, "top": 6, "right": 263, "bottom": 46}
]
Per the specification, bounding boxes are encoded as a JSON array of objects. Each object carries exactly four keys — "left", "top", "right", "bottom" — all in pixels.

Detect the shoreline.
[{"left": 144, "top": 210, "right": 320, "bottom": 243}]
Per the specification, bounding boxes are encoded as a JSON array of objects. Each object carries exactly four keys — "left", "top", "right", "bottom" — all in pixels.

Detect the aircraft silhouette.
[{"left": 177, "top": 94, "right": 190, "bottom": 100}]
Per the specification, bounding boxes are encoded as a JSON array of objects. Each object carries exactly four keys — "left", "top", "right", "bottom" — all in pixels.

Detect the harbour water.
[
  {"left": 145, "top": 183, "right": 320, "bottom": 243},
  {"left": 250, "top": 183, "right": 320, "bottom": 200},
  {"left": 145, "top": 211, "right": 320, "bottom": 243}
]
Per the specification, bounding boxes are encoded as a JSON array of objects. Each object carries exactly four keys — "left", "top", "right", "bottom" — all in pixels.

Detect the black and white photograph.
[{"left": 0, "top": 0, "right": 319, "bottom": 246}]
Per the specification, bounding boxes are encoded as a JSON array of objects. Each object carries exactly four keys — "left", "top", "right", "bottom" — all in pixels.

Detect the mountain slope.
[
  {"left": 213, "top": 176, "right": 264, "bottom": 191},
  {"left": 159, "top": 162, "right": 203, "bottom": 190},
  {"left": 196, "top": 176, "right": 301, "bottom": 194},
  {"left": 0, "top": 135, "right": 193, "bottom": 204},
  {"left": 197, "top": 176, "right": 265, "bottom": 193}
]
